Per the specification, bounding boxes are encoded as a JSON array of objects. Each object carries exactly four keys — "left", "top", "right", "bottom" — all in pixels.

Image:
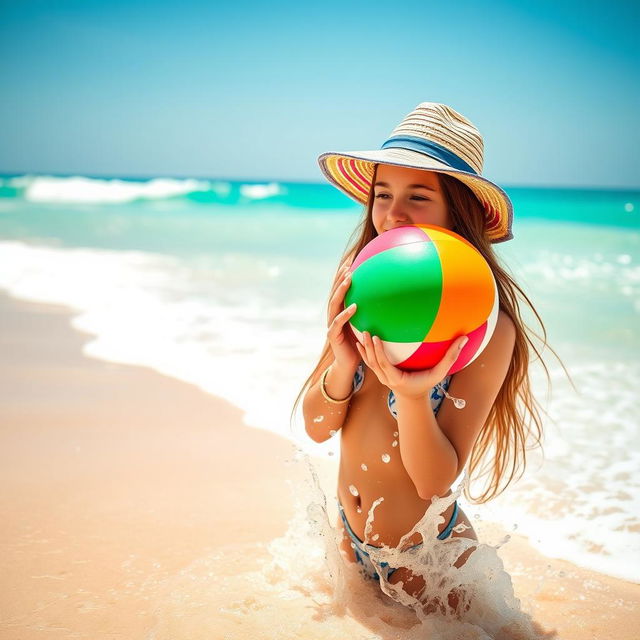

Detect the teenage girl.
[{"left": 293, "top": 102, "right": 551, "bottom": 609}]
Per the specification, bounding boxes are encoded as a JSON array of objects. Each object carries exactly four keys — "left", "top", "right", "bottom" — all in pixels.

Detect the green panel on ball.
[{"left": 345, "top": 242, "right": 443, "bottom": 342}]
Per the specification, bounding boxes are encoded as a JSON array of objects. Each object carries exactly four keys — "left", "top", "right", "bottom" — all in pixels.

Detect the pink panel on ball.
[
  {"left": 350, "top": 225, "right": 430, "bottom": 270},
  {"left": 396, "top": 321, "right": 488, "bottom": 374},
  {"left": 448, "top": 321, "right": 488, "bottom": 374}
]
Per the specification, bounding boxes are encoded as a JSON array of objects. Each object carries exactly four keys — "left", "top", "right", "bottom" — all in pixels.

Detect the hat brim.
[{"left": 318, "top": 148, "right": 514, "bottom": 244}]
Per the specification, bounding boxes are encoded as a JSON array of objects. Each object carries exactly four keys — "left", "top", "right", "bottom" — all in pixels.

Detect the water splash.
[{"left": 148, "top": 452, "right": 553, "bottom": 639}]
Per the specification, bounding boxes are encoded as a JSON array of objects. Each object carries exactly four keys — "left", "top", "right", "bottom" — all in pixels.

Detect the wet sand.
[{"left": 0, "top": 293, "right": 638, "bottom": 639}]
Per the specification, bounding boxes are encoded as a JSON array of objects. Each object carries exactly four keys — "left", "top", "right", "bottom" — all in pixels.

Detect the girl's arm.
[
  {"left": 356, "top": 312, "right": 516, "bottom": 498},
  {"left": 304, "top": 257, "right": 360, "bottom": 443},
  {"left": 434, "top": 311, "right": 516, "bottom": 478},
  {"left": 395, "top": 311, "right": 516, "bottom": 497},
  {"left": 303, "top": 359, "right": 359, "bottom": 443},
  {"left": 394, "top": 396, "right": 459, "bottom": 498}
]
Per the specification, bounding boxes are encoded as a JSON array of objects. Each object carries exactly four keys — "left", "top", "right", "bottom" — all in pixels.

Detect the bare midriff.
[{"left": 337, "top": 363, "right": 456, "bottom": 548}]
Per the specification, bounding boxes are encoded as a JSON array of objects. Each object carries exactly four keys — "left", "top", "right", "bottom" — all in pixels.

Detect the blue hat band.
[{"left": 380, "top": 136, "right": 478, "bottom": 175}]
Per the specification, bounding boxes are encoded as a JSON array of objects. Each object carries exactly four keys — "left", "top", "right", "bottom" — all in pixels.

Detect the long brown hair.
[{"left": 291, "top": 166, "right": 571, "bottom": 504}]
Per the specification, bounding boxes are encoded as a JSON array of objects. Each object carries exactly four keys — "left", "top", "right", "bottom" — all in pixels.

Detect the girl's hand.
[
  {"left": 356, "top": 331, "right": 469, "bottom": 399},
  {"left": 327, "top": 263, "right": 360, "bottom": 370}
]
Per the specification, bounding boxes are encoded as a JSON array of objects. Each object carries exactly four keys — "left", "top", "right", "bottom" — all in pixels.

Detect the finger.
[
  {"left": 328, "top": 312, "right": 353, "bottom": 344},
  {"left": 371, "top": 335, "right": 392, "bottom": 372},
  {"left": 327, "top": 288, "right": 355, "bottom": 325},
  {"left": 362, "top": 332, "right": 381, "bottom": 374},
  {"left": 329, "top": 264, "right": 350, "bottom": 299},
  {"left": 327, "top": 272, "right": 352, "bottom": 324},
  {"left": 328, "top": 272, "right": 347, "bottom": 303},
  {"left": 355, "top": 341, "right": 368, "bottom": 366},
  {"left": 365, "top": 332, "right": 382, "bottom": 371},
  {"left": 339, "top": 257, "right": 354, "bottom": 272},
  {"left": 327, "top": 303, "right": 357, "bottom": 338},
  {"left": 335, "top": 269, "right": 352, "bottom": 295},
  {"left": 373, "top": 336, "right": 402, "bottom": 386},
  {"left": 437, "top": 336, "right": 468, "bottom": 377}
]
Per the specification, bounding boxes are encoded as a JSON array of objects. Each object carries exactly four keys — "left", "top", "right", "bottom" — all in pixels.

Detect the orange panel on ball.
[{"left": 423, "top": 227, "right": 496, "bottom": 342}]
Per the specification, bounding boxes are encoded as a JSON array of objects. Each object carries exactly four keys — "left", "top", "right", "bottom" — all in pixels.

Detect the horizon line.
[{"left": 1, "top": 170, "right": 639, "bottom": 193}]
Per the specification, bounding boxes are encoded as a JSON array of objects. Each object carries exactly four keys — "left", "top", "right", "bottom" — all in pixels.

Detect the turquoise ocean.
[{"left": 1, "top": 174, "right": 638, "bottom": 584}]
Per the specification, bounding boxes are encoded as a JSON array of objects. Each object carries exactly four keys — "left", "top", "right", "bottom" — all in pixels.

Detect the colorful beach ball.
[{"left": 344, "top": 225, "right": 499, "bottom": 374}]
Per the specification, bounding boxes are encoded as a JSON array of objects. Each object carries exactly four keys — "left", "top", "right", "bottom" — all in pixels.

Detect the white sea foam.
[
  {"left": 0, "top": 239, "right": 325, "bottom": 444},
  {"left": 483, "top": 361, "right": 640, "bottom": 582},
  {"left": 0, "top": 237, "right": 638, "bottom": 584},
  {"left": 239, "top": 182, "right": 285, "bottom": 200},
  {"left": 15, "top": 175, "right": 211, "bottom": 203}
]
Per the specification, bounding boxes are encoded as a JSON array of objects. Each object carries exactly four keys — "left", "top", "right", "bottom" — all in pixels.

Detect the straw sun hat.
[{"left": 318, "top": 102, "right": 514, "bottom": 243}]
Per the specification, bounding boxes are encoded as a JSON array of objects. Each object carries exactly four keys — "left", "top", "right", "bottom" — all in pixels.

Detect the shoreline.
[{"left": 1, "top": 292, "right": 638, "bottom": 638}]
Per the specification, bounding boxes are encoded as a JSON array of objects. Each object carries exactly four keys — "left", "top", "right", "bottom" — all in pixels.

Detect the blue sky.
[{"left": 1, "top": 0, "right": 638, "bottom": 188}]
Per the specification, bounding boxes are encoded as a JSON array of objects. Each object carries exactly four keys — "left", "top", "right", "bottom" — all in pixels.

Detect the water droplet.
[
  {"left": 313, "top": 415, "right": 324, "bottom": 423},
  {"left": 393, "top": 431, "right": 398, "bottom": 437},
  {"left": 329, "top": 430, "right": 337, "bottom": 436},
  {"left": 350, "top": 542, "right": 356, "bottom": 549},
  {"left": 356, "top": 506, "right": 362, "bottom": 514},
  {"left": 349, "top": 484, "right": 359, "bottom": 496},
  {"left": 624, "top": 202, "right": 634, "bottom": 212},
  {"left": 371, "top": 533, "right": 379, "bottom": 541},
  {"left": 474, "top": 513, "right": 481, "bottom": 520},
  {"left": 453, "top": 398, "right": 466, "bottom": 409},
  {"left": 360, "top": 463, "right": 368, "bottom": 471},
  {"left": 392, "top": 440, "right": 398, "bottom": 447},
  {"left": 381, "top": 453, "right": 391, "bottom": 463}
]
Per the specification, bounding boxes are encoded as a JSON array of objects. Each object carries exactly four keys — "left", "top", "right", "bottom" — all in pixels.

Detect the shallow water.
[
  {"left": 148, "top": 454, "right": 553, "bottom": 640},
  {"left": 1, "top": 175, "right": 639, "bottom": 583}
]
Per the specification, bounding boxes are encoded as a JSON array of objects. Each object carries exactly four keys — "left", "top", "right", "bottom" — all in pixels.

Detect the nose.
[{"left": 387, "top": 200, "right": 410, "bottom": 226}]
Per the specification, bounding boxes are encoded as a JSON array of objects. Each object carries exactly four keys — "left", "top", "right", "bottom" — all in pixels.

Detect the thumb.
[{"left": 444, "top": 336, "right": 468, "bottom": 375}]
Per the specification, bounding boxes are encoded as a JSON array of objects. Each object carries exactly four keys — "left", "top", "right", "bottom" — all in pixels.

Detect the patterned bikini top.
[{"left": 352, "top": 361, "right": 452, "bottom": 419}]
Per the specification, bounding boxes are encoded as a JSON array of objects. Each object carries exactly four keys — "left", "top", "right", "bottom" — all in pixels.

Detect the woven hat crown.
[{"left": 389, "top": 102, "right": 484, "bottom": 174}]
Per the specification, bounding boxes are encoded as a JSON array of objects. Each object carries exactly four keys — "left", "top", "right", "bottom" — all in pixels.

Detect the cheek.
[
  {"left": 428, "top": 204, "right": 451, "bottom": 228},
  {"left": 442, "top": 208, "right": 455, "bottom": 229},
  {"left": 371, "top": 207, "right": 385, "bottom": 230}
]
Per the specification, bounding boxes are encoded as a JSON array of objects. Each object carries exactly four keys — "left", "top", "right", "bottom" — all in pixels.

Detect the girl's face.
[{"left": 371, "top": 164, "right": 453, "bottom": 235}]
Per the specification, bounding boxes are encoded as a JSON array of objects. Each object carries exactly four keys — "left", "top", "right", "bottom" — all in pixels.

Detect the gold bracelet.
[{"left": 320, "top": 366, "right": 354, "bottom": 404}]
